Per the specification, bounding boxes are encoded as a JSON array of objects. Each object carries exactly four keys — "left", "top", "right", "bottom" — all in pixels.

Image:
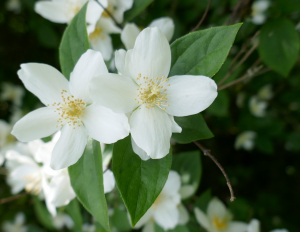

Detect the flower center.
[
  {"left": 48, "top": 90, "right": 86, "bottom": 129},
  {"left": 135, "top": 74, "right": 171, "bottom": 110},
  {"left": 66, "top": 0, "right": 82, "bottom": 19},
  {"left": 153, "top": 193, "right": 166, "bottom": 209},
  {"left": 102, "top": 4, "right": 116, "bottom": 18},
  {"left": 89, "top": 28, "right": 105, "bottom": 41},
  {"left": 23, "top": 173, "right": 41, "bottom": 195},
  {"left": 212, "top": 217, "right": 228, "bottom": 230}
]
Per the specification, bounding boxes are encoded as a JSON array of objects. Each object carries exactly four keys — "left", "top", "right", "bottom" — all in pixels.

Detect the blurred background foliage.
[{"left": 0, "top": 0, "right": 299, "bottom": 231}]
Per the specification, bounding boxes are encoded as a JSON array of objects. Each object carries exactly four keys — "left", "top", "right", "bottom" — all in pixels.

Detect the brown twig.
[
  {"left": 96, "top": 1, "right": 123, "bottom": 29},
  {"left": 192, "top": 0, "right": 212, "bottom": 32},
  {"left": 0, "top": 192, "right": 29, "bottom": 205},
  {"left": 194, "top": 141, "right": 236, "bottom": 202}
]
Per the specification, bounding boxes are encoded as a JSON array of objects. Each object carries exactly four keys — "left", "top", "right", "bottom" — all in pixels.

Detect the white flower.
[
  {"left": 121, "top": 17, "right": 175, "bottom": 50},
  {"left": 249, "top": 96, "right": 267, "bottom": 117},
  {"left": 2, "top": 212, "right": 27, "bottom": 232},
  {"left": 82, "top": 223, "right": 96, "bottom": 232},
  {"left": 11, "top": 49, "right": 129, "bottom": 170},
  {"left": 135, "top": 171, "right": 189, "bottom": 231},
  {"left": 194, "top": 198, "right": 248, "bottom": 232},
  {"left": 0, "top": 82, "right": 25, "bottom": 107},
  {"left": 6, "top": 0, "right": 21, "bottom": 13},
  {"left": 34, "top": 0, "right": 103, "bottom": 25},
  {"left": 98, "top": 0, "right": 134, "bottom": 23},
  {"left": 251, "top": 0, "right": 270, "bottom": 25},
  {"left": 90, "top": 27, "right": 217, "bottom": 160},
  {"left": 257, "top": 84, "right": 273, "bottom": 100},
  {"left": 0, "top": 120, "right": 16, "bottom": 165},
  {"left": 52, "top": 213, "right": 74, "bottom": 230},
  {"left": 247, "top": 219, "right": 289, "bottom": 232},
  {"left": 88, "top": 18, "right": 122, "bottom": 61},
  {"left": 235, "top": 131, "right": 256, "bottom": 151}
]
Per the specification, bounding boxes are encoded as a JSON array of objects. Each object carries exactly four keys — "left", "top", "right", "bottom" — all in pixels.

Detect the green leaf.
[
  {"left": 172, "top": 151, "right": 201, "bottom": 200},
  {"left": 68, "top": 139, "right": 111, "bottom": 231},
  {"left": 155, "top": 224, "right": 190, "bottom": 232},
  {"left": 169, "top": 23, "right": 242, "bottom": 77},
  {"left": 33, "top": 197, "right": 55, "bottom": 230},
  {"left": 110, "top": 208, "right": 132, "bottom": 231},
  {"left": 206, "top": 90, "right": 230, "bottom": 117},
  {"left": 112, "top": 136, "right": 172, "bottom": 226},
  {"left": 258, "top": 18, "right": 300, "bottom": 77},
  {"left": 123, "top": 0, "right": 154, "bottom": 22},
  {"left": 59, "top": 2, "right": 90, "bottom": 79},
  {"left": 195, "top": 189, "right": 212, "bottom": 211},
  {"left": 172, "top": 113, "right": 213, "bottom": 144},
  {"left": 65, "top": 199, "right": 83, "bottom": 232}
]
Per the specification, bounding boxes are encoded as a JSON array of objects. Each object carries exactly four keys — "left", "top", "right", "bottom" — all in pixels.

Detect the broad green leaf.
[
  {"left": 172, "top": 113, "right": 213, "bottom": 144},
  {"left": 206, "top": 90, "right": 230, "bottom": 117},
  {"left": 65, "top": 199, "right": 83, "bottom": 232},
  {"left": 110, "top": 208, "right": 132, "bottom": 231},
  {"left": 68, "top": 139, "right": 110, "bottom": 231},
  {"left": 195, "top": 189, "right": 212, "bottom": 211},
  {"left": 33, "top": 197, "right": 55, "bottom": 230},
  {"left": 258, "top": 18, "right": 300, "bottom": 77},
  {"left": 169, "top": 23, "right": 242, "bottom": 77},
  {"left": 123, "top": 0, "right": 154, "bottom": 22},
  {"left": 59, "top": 2, "right": 90, "bottom": 79},
  {"left": 172, "top": 151, "right": 201, "bottom": 200},
  {"left": 112, "top": 136, "right": 172, "bottom": 226}
]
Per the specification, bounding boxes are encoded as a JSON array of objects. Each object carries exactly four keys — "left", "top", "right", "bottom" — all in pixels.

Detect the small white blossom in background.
[
  {"left": 249, "top": 96, "right": 267, "bottom": 117},
  {"left": 0, "top": 82, "right": 25, "bottom": 107},
  {"left": 34, "top": 0, "right": 103, "bottom": 25},
  {"left": 257, "top": 84, "right": 273, "bottom": 101},
  {"left": 235, "top": 131, "right": 257, "bottom": 151},
  {"left": 178, "top": 172, "right": 195, "bottom": 200},
  {"left": 90, "top": 27, "right": 217, "bottom": 160},
  {"left": 236, "top": 92, "right": 246, "bottom": 108},
  {"left": 2, "top": 212, "right": 27, "bottom": 232},
  {"left": 251, "top": 0, "right": 270, "bottom": 25},
  {"left": 121, "top": 17, "right": 175, "bottom": 50},
  {"left": 82, "top": 223, "right": 96, "bottom": 232},
  {"left": 194, "top": 198, "right": 248, "bottom": 232},
  {"left": 296, "top": 21, "right": 300, "bottom": 32},
  {"left": 247, "top": 219, "right": 289, "bottom": 232},
  {"left": 52, "top": 213, "right": 74, "bottom": 230},
  {"left": 134, "top": 171, "right": 189, "bottom": 232},
  {"left": 6, "top": 0, "right": 21, "bottom": 13},
  {"left": 11, "top": 49, "right": 129, "bottom": 170}
]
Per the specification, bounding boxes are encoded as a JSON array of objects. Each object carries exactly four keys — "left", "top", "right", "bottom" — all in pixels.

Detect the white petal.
[
  {"left": 51, "top": 125, "right": 88, "bottom": 170},
  {"left": 34, "top": 1, "right": 69, "bottom": 23},
  {"left": 18, "top": 63, "right": 69, "bottom": 105},
  {"left": 70, "top": 49, "right": 108, "bottom": 104},
  {"left": 115, "top": 49, "right": 127, "bottom": 75},
  {"left": 169, "top": 115, "right": 182, "bottom": 133},
  {"left": 207, "top": 198, "right": 228, "bottom": 221},
  {"left": 149, "top": 17, "right": 175, "bottom": 42},
  {"left": 142, "top": 222, "right": 155, "bottom": 232},
  {"left": 165, "top": 75, "right": 218, "bottom": 117},
  {"left": 154, "top": 201, "right": 179, "bottom": 230},
  {"left": 90, "top": 33, "right": 113, "bottom": 61},
  {"left": 121, "top": 23, "right": 140, "bottom": 50},
  {"left": 194, "top": 207, "right": 211, "bottom": 231},
  {"left": 15, "top": 212, "right": 26, "bottom": 225},
  {"left": 11, "top": 107, "right": 60, "bottom": 142},
  {"left": 179, "top": 185, "right": 195, "bottom": 200},
  {"left": 96, "top": 17, "right": 122, "bottom": 34},
  {"left": 82, "top": 104, "right": 129, "bottom": 144},
  {"left": 248, "top": 219, "right": 260, "bottom": 232},
  {"left": 129, "top": 27, "right": 171, "bottom": 81},
  {"left": 228, "top": 221, "right": 248, "bottom": 232},
  {"left": 269, "top": 230, "right": 289, "bottom": 232},
  {"left": 178, "top": 204, "right": 189, "bottom": 225},
  {"left": 162, "top": 170, "right": 181, "bottom": 195},
  {"left": 103, "top": 169, "right": 115, "bottom": 193},
  {"left": 89, "top": 73, "right": 139, "bottom": 114},
  {"left": 86, "top": 0, "right": 103, "bottom": 25},
  {"left": 111, "top": 0, "right": 134, "bottom": 23},
  {"left": 131, "top": 137, "right": 150, "bottom": 161},
  {"left": 130, "top": 105, "right": 172, "bottom": 159}
]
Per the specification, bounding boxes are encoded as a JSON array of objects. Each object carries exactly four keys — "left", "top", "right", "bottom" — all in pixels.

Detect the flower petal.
[
  {"left": 90, "top": 33, "right": 113, "bottom": 61},
  {"left": 131, "top": 137, "right": 150, "bottom": 161},
  {"left": 228, "top": 221, "right": 248, "bottom": 232},
  {"left": 111, "top": 0, "right": 133, "bottom": 23},
  {"left": 162, "top": 170, "right": 181, "bottom": 195},
  {"left": 178, "top": 204, "right": 189, "bottom": 225},
  {"left": 90, "top": 73, "right": 138, "bottom": 114},
  {"left": 194, "top": 207, "right": 211, "bottom": 231},
  {"left": 70, "top": 50, "right": 108, "bottom": 104},
  {"left": 18, "top": 63, "right": 69, "bottom": 105},
  {"left": 169, "top": 115, "right": 182, "bottom": 133},
  {"left": 165, "top": 75, "right": 218, "bottom": 117},
  {"left": 34, "top": 1, "right": 69, "bottom": 23},
  {"left": 129, "top": 27, "right": 171, "bottom": 81},
  {"left": 149, "top": 17, "right": 175, "bottom": 42},
  {"left": 115, "top": 49, "right": 127, "bottom": 75},
  {"left": 121, "top": 23, "right": 140, "bottom": 50},
  {"left": 82, "top": 104, "right": 129, "bottom": 144},
  {"left": 103, "top": 169, "right": 115, "bottom": 193},
  {"left": 154, "top": 201, "right": 179, "bottom": 230},
  {"left": 86, "top": 0, "right": 103, "bottom": 25},
  {"left": 130, "top": 105, "right": 172, "bottom": 159},
  {"left": 207, "top": 198, "right": 228, "bottom": 221},
  {"left": 51, "top": 125, "right": 88, "bottom": 170},
  {"left": 11, "top": 107, "right": 60, "bottom": 142},
  {"left": 247, "top": 219, "right": 260, "bottom": 232}
]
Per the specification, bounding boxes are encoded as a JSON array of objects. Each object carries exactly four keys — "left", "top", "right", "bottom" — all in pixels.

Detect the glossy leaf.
[
  {"left": 112, "top": 136, "right": 172, "bottom": 226},
  {"left": 259, "top": 18, "right": 300, "bottom": 77},
  {"left": 172, "top": 113, "right": 213, "bottom": 144},
  {"left": 169, "top": 23, "right": 242, "bottom": 77},
  {"left": 33, "top": 197, "right": 55, "bottom": 230},
  {"left": 59, "top": 2, "right": 90, "bottom": 79},
  {"left": 68, "top": 139, "right": 110, "bottom": 231},
  {"left": 123, "top": 0, "right": 154, "bottom": 22}
]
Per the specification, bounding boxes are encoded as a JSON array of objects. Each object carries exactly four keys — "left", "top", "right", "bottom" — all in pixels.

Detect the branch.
[
  {"left": 0, "top": 192, "right": 29, "bottom": 205},
  {"left": 193, "top": 141, "right": 236, "bottom": 202},
  {"left": 96, "top": 1, "right": 123, "bottom": 29},
  {"left": 191, "top": 0, "right": 212, "bottom": 32}
]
